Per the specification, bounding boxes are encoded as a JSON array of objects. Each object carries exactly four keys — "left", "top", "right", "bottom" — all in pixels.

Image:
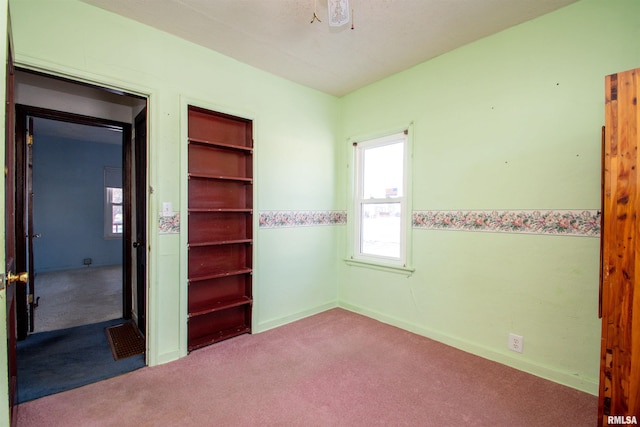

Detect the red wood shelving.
[{"left": 187, "top": 106, "right": 253, "bottom": 352}]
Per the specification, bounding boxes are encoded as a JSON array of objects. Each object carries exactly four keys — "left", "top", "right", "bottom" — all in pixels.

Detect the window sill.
[{"left": 344, "top": 258, "right": 415, "bottom": 276}]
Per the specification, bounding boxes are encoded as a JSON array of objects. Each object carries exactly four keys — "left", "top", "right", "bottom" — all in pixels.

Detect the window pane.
[
  {"left": 363, "top": 142, "right": 404, "bottom": 199},
  {"left": 109, "top": 187, "right": 123, "bottom": 204},
  {"left": 112, "top": 205, "right": 123, "bottom": 234},
  {"left": 361, "top": 203, "right": 401, "bottom": 258}
]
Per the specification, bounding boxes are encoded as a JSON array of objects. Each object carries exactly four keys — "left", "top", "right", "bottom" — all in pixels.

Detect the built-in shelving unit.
[{"left": 187, "top": 106, "right": 253, "bottom": 352}]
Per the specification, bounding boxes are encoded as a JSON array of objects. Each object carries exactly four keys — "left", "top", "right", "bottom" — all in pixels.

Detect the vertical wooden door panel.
[
  {"left": 5, "top": 30, "right": 17, "bottom": 422},
  {"left": 600, "top": 68, "right": 640, "bottom": 426}
]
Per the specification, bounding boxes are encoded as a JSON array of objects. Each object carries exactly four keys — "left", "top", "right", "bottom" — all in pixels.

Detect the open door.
[
  {"left": 14, "top": 112, "right": 41, "bottom": 338},
  {"left": 8, "top": 72, "right": 147, "bottom": 404},
  {"left": 4, "top": 16, "right": 18, "bottom": 422},
  {"left": 13, "top": 106, "right": 28, "bottom": 340},
  {"left": 124, "top": 106, "right": 147, "bottom": 333},
  {"left": 26, "top": 117, "right": 36, "bottom": 332},
  {"left": 14, "top": 104, "right": 141, "bottom": 338},
  {"left": 133, "top": 108, "right": 147, "bottom": 334}
]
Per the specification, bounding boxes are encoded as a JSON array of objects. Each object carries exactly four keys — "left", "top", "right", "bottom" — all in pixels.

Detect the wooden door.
[
  {"left": 13, "top": 115, "right": 40, "bottom": 337},
  {"left": 4, "top": 20, "right": 17, "bottom": 423},
  {"left": 599, "top": 67, "right": 640, "bottom": 426},
  {"left": 14, "top": 110, "right": 40, "bottom": 338},
  {"left": 26, "top": 117, "right": 36, "bottom": 331},
  {"left": 187, "top": 106, "right": 253, "bottom": 352},
  {"left": 134, "top": 108, "right": 147, "bottom": 334},
  {"left": 122, "top": 120, "right": 133, "bottom": 321}
]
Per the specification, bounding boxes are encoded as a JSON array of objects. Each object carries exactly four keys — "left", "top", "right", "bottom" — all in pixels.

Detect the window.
[
  {"left": 106, "top": 187, "right": 123, "bottom": 234},
  {"left": 104, "top": 167, "right": 123, "bottom": 238},
  {"left": 351, "top": 130, "right": 411, "bottom": 270}
]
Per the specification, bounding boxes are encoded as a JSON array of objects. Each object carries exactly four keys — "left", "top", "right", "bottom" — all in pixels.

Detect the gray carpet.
[{"left": 34, "top": 265, "right": 122, "bottom": 332}]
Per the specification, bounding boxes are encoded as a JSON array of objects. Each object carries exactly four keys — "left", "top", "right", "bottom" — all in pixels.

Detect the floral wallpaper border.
[
  {"left": 259, "top": 210, "right": 347, "bottom": 228},
  {"left": 412, "top": 210, "right": 601, "bottom": 237},
  {"left": 161, "top": 209, "right": 601, "bottom": 237},
  {"left": 159, "top": 213, "right": 180, "bottom": 234}
]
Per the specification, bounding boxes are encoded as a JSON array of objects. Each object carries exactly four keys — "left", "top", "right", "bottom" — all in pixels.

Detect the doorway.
[{"left": 12, "top": 70, "right": 148, "bottom": 402}]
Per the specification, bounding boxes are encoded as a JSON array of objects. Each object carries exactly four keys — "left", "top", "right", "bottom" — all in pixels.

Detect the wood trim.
[{"left": 599, "top": 125, "right": 605, "bottom": 319}]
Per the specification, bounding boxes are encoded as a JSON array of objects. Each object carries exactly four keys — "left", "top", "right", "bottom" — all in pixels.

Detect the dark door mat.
[{"left": 105, "top": 322, "right": 145, "bottom": 361}]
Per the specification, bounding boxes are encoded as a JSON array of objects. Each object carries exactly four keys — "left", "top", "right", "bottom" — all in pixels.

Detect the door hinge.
[
  {"left": 27, "top": 134, "right": 34, "bottom": 146},
  {"left": 28, "top": 294, "right": 40, "bottom": 308}
]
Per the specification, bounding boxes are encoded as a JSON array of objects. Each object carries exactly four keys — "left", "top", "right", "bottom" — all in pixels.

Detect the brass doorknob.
[{"left": 7, "top": 271, "right": 28, "bottom": 284}]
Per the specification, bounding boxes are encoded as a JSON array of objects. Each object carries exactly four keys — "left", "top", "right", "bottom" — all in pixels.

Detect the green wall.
[
  {"left": 337, "top": 0, "right": 640, "bottom": 394},
  {"left": 9, "top": 0, "right": 340, "bottom": 365},
  {"left": 5, "top": 0, "right": 640, "bottom": 411}
]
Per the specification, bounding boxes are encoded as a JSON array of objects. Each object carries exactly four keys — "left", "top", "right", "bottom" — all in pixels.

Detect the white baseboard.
[
  {"left": 154, "top": 350, "right": 183, "bottom": 366},
  {"left": 254, "top": 301, "right": 338, "bottom": 334},
  {"left": 339, "top": 302, "right": 599, "bottom": 395}
]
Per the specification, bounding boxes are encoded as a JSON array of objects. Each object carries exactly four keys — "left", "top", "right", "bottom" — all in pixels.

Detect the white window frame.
[
  {"left": 348, "top": 128, "right": 413, "bottom": 273},
  {"left": 104, "top": 167, "right": 123, "bottom": 239}
]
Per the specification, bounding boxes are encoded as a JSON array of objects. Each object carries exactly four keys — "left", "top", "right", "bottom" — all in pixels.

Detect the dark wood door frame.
[
  {"left": 133, "top": 108, "right": 147, "bottom": 335},
  {"left": 14, "top": 104, "right": 137, "bottom": 339}
]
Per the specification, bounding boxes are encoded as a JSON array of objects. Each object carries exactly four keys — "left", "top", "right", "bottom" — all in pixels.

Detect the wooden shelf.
[
  {"left": 188, "top": 179, "right": 252, "bottom": 211},
  {"left": 188, "top": 297, "right": 252, "bottom": 318},
  {"left": 188, "top": 268, "right": 252, "bottom": 283},
  {"left": 188, "top": 239, "right": 252, "bottom": 248},
  {"left": 188, "top": 208, "right": 252, "bottom": 213},
  {"left": 188, "top": 137, "right": 253, "bottom": 152},
  {"left": 187, "top": 326, "right": 251, "bottom": 352},
  {"left": 188, "top": 173, "right": 252, "bottom": 183}
]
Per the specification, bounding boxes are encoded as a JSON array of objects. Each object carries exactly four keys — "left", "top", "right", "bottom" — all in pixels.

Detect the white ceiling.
[{"left": 81, "top": 0, "right": 578, "bottom": 97}]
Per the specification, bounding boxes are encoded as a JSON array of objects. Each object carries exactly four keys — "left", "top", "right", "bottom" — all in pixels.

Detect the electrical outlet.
[{"left": 508, "top": 333, "right": 523, "bottom": 353}]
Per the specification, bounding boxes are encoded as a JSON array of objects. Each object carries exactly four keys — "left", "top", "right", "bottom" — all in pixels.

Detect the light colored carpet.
[
  {"left": 34, "top": 265, "right": 122, "bottom": 332},
  {"left": 16, "top": 308, "right": 597, "bottom": 426}
]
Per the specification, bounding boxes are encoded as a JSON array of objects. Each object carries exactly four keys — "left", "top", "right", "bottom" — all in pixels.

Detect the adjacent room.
[
  {"left": 2, "top": 0, "right": 639, "bottom": 425},
  {"left": 12, "top": 72, "right": 148, "bottom": 403}
]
